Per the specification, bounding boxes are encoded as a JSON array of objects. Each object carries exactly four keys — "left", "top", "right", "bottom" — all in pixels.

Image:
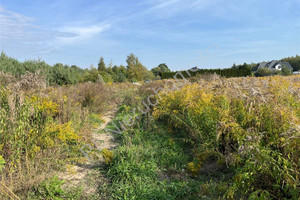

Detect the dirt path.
[
  {"left": 58, "top": 107, "right": 118, "bottom": 196},
  {"left": 91, "top": 109, "right": 118, "bottom": 151}
]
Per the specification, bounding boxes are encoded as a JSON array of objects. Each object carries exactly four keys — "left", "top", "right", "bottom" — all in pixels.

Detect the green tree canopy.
[
  {"left": 281, "top": 66, "right": 292, "bottom": 76},
  {"left": 281, "top": 55, "right": 300, "bottom": 71},
  {"left": 126, "top": 53, "right": 152, "bottom": 81},
  {"left": 111, "top": 65, "right": 127, "bottom": 82},
  {"left": 126, "top": 53, "right": 140, "bottom": 69},
  {"left": 97, "top": 57, "right": 106, "bottom": 71},
  {"left": 151, "top": 63, "right": 171, "bottom": 77},
  {"left": 232, "top": 62, "right": 257, "bottom": 71}
]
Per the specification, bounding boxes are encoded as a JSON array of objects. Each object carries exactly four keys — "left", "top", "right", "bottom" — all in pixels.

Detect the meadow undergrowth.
[
  {"left": 0, "top": 79, "right": 137, "bottom": 199},
  {"left": 101, "top": 75, "right": 299, "bottom": 200},
  {"left": 1, "top": 74, "right": 299, "bottom": 199},
  {"left": 153, "top": 75, "right": 300, "bottom": 199}
]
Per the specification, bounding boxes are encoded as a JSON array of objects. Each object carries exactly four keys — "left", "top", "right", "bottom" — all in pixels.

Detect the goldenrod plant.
[
  {"left": 153, "top": 75, "right": 300, "bottom": 199},
  {"left": 0, "top": 70, "right": 299, "bottom": 199}
]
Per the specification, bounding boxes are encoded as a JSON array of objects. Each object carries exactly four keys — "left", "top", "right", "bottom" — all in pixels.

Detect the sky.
[{"left": 0, "top": 0, "right": 300, "bottom": 71}]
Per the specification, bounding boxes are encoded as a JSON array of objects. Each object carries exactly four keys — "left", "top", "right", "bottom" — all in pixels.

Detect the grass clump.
[
  {"left": 27, "top": 176, "right": 83, "bottom": 200},
  {"left": 100, "top": 110, "right": 227, "bottom": 199}
]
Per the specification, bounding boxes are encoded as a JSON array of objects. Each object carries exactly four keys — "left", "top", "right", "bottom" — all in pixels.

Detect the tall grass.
[
  {"left": 153, "top": 75, "right": 300, "bottom": 199},
  {"left": 99, "top": 75, "right": 299, "bottom": 199},
  {"left": 0, "top": 76, "right": 136, "bottom": 198},
  {"left": 1, "top": 72, "right": 299, "bottom": 199}
]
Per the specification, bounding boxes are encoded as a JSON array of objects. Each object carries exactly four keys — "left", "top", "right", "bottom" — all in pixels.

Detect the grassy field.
[{"left": 0, "top": 74, "right": 299, "bottom": 199}]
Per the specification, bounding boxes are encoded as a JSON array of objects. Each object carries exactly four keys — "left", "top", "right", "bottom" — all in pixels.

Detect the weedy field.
[
  {"left": 0, "top": 73, "right": 138, "bottom": 199},
  {"left": 0, "top": 74, "right": 300, "bottom": 199}
]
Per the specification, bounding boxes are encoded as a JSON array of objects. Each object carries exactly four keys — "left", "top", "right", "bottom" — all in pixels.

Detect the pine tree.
[{"left": 98, "top": 57, "right": 106, "bottom": 71}]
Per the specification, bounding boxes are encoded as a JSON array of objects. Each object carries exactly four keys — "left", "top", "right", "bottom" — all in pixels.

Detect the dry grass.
[
  {"left": 153, "top": 74, "right": 300, "bottom": 199},
  {"left": 0, "top": 78, "right": 137, "bottom": 199}
]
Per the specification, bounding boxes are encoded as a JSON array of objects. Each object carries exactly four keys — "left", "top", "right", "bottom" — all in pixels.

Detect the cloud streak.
[
  {"left": 0, "top": 5, "right": 110, "bottom": 55},
  {"left": 57, "top": 24, "right": 110, "bottom": 45},
  {"left": 0, "top": 6, "right": 75, "bottom": 55},
  {"left": 146, "top": 0, "right": 218, "bottom": 18}
]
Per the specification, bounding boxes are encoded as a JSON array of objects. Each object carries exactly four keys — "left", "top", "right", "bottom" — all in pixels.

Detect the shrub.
[
  {"left": 161, "top": 68, "right": 251, "bottom": 79},
  {"left": 281, "top": 66, "right": 292, "bottom": 76},
  {"left": 0, "top": 87, "right": 85, "bottom": 193},
  {"left": 255, "top": 67, "right": 277, "bottom": 76}
]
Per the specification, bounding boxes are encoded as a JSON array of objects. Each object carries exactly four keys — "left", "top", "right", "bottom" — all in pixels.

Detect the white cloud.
[
  {"left": 0, "top": 6, "right": 36, "bottom": 40},
  {"left": 150, "top": 0, "right": 180, "bottom": 10},
  {"left": 57, "top": 24, "right": 110, "bottom": 45},
  {"left": 0, "top": 6, "right": 77, "bottom": 55},
  {"left": 146, "top": 0, "right": 219, "bottom": 17},
  {"left": 0, "top": 6, "right": 110, "bottom": 55}
]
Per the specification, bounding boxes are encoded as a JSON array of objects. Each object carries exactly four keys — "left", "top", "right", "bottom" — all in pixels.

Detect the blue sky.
[{"left": 0, "top": 0, "right": 299, "bottom": 70}]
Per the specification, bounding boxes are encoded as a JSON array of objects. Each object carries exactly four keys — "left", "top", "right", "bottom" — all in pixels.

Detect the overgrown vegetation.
[
  {"left": 0, "top": 53, "right": 299, "bottom": 199},
  {"left": 153, "top": 76, "right": 300, "bottom": 199},
  {"left": 0, "top": 74, "right": 136, "bottom": 199},
  {"left": 255, "top": 66, "right": 292, "bottom": 77},
  {"left": 0, "top": 52, "right": 156, "bottom": 85},
  {"left": 100, "top": 75, "right": 300, "bottom": 199}
]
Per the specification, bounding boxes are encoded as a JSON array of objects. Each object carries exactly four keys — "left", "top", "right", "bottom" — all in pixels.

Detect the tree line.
[
  {"left": 1, "top": 51, "right": 299, "bottom": 86},
  {"left": 161, "top": 68, "right": 252, "bottom": 79},
  {"left": 0, "top": 52, "right": 171, "bottom": 85},
  {"left": 231, "top": 55, "right": 300, "bottom": 75},
  {"left": 281, "top": 55, "right": 300, "bottom": 71}
]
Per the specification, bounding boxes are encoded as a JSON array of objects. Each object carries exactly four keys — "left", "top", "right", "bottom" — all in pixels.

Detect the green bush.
[
  {"left": 0, "top": 52, "right": 85, "bottom": 85},
  {"left": 161, "top": 68, "right": 251, "bottom": 79},
  {"left": 281, "top": 66, "right": 292, "bottom": 76},
  {"left": 255, "top": 67, "right": 277, "bottom": 77}
]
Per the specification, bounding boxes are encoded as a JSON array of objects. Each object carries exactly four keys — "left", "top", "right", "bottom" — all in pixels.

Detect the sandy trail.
[
  {"left": 58, "top": 107, "right": 118, "bottom": 195},
  {"left": 91, "top": 110, "right": 118, "bottom": 152}
]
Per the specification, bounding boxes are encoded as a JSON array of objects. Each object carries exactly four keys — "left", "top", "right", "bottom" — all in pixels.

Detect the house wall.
[{"left": 275, "top": 64, "right": 282, "bottom": 70}]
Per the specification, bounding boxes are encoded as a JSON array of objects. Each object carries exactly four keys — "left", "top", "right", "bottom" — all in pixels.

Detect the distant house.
[
  {"left": 257, "top": 60, "right": 293, "bottom": 71},
  {"left": 293, "top": 71, "right": 300, "bottom": 75},
  {"left": 189, "top": 66, "right": 200, "bottom": 71}
]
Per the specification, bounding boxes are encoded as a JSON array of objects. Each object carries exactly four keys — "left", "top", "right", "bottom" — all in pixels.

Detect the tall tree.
[
  {"left": 126, "top": 53, "right": 140, "bottom": 69},
  {"left": 151, "top": 63, "right": 171, "bottom": 77},
  {"left": 111, "top": 65, "right": 127, "bottom": 82},
  {"left": 97, "top": 57, "right": 106, "bottom": 71},
  {"left": 126, "top": 53, "right": 152, "bottom": 81}
]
